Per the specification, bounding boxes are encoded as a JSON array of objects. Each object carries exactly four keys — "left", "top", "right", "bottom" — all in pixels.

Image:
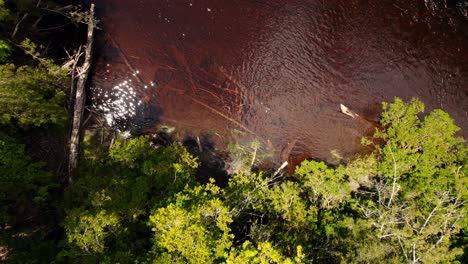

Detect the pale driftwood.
[
  {"left": 273, "top": 161, "right": 289, "bottom": 177},
  {"left": 340, "top": 104, "right": 359, "bottom": 118},
  {"left": 68, "top": 3, "right": 95, "bottom": 183}
]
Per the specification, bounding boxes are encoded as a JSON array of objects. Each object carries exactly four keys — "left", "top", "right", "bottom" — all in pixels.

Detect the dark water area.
[{"left": 90, "top": 0, "right": 468, "bottom": 166}]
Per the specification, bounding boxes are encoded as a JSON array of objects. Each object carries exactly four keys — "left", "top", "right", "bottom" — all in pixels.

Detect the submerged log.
[{"left": 68, "top": 3, "right": 95, "bottom": 184}]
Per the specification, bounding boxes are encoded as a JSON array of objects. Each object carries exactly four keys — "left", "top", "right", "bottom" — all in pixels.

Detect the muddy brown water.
[{"left": 90, "top": 0, "right": 468, "bottom": 166}]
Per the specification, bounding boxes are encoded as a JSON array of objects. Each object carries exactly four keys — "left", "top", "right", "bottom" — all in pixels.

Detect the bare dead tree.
[{"left": 68, "top": 3, "right": 96, "bottom": 184}]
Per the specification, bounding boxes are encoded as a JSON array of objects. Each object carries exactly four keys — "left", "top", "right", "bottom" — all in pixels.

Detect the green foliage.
[
  {"left": 351, "top": 98, "right": 468, "bottom": 263},
  {"left": 0, "top": 39, "right": 12, "bottom": 63},
  {"left": 452, "top": 226, "right": 468, "bottom": 264},
  {"left": 266, "top": 181, "right": 309, "bottom": 227},
  {"left": 149, "top": 184, "right": 234, "bottom": 263},
  {"left": 64, "top": 209, "right": 121, "bottom": 254},
  {"left": 0, "top": 0, "right": 10, "bottom": 21},
  {"left": 61, "top": 136, "right": 199, "bottom": 262},
  {"left": 295, "top": 160, "right": 351, "bottom": 209},
  {"left": 1, "top": 94, "right": 466, "bottom": 263},
  {"left": 227, "top": 241, "right": 304, "bottom": 264},
  {"left": 374, "top": 98, "right": 465, "bottom": 192},
  {"left": 0, "top": 228, "right": 60, "bottom": 264},
  {"left": 224, "top": 171, "right": 271, "bottom": 214},
  {"left": 0, "top": 1, "right": 103, "bottom": 263},
  {"left": 0, "top": 63, "right": 68, "bottom": 127},
  {"left": 221, "top": 97, "right": 467, "bottom": 263},
  {"left": 0, "top": 133, "right": 55, "bottom": 224},
  {"left": 226, "top": 140, "right": 271, "bottom": 175},
  {"left": 0, "top": 133, "right": 59, "bottom": 263},
  {"left": 0, "top": 38, "right": 69, "bottom": 128},
  {"left": 108, "top": 137, "right": 199, "bottom": 200}
]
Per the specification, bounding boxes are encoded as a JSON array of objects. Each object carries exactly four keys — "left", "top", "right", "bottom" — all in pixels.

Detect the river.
[{"left": 90, "top": 0, "right": 468, "bottom": 165}]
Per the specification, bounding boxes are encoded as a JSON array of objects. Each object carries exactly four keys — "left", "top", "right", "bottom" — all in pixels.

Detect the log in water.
[{"left": 90, "top": 0, "right": 468, "bottom": 164}]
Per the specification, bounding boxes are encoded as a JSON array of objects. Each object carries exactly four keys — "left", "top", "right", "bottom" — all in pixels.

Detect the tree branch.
[
  {"left": 387, "top": 144, "right": 398, "bottom": 207},
  {"left": 11, "top": 13, "right": 29, "bottom": 38}
]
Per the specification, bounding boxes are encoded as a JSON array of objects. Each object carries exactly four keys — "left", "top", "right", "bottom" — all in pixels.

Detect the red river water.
[{"left": 90, "top": 0, "right": 468, "bottom": 165}]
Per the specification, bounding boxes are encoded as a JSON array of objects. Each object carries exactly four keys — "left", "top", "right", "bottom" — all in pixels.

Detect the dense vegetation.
[{"left": 0, "top": 0, "right": 467, "bottom": 263}]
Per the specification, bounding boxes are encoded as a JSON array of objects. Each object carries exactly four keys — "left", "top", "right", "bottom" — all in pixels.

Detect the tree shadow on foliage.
[{"left": 182, "top": 134, "right": 230, "bottom": 187}]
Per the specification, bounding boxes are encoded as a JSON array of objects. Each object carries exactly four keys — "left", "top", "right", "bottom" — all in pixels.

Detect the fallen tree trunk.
[{"left": 68, "top": 3, "right": 95, "bottom": 184}]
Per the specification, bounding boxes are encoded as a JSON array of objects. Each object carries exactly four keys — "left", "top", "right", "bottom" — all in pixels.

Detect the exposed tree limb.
[
  {"left": 419, "top": 203, "right": 439, "bottom": 234},
  {"left": 63, "top": 45, "right": 84, "bottom": 109},
  {"left": 273, "top": 161, "right": 289, "bottom": 177},
  {"left": 68, "top": 3, "right": 95, "bottom": 183},
  {"left": 250, "top": 144, "right": 258, "bottom": 167},
  {"left": 196, "top": 136, "right": 203, "bottom": 153},
  {"left": 11, "top": 13, "right": 28, "bottom": 38},
  {"left": 387, "top": 144, "right": 398, "bottom": 207}
]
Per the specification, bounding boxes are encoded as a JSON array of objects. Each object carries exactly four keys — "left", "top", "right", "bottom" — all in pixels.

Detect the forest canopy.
[
  {"left": 61, "top": 98, "right": 466, "bottom": 263},
  {"left": 2, "top": 94, "right": 466, "bottom": 263}
]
